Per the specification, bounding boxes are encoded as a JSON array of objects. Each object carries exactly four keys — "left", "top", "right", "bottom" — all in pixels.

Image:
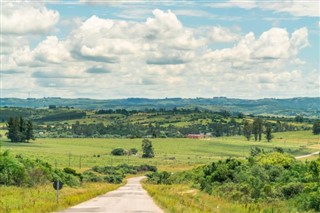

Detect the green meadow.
[{"left": 1, "top": 130, "right": 318, "bottom": 171}]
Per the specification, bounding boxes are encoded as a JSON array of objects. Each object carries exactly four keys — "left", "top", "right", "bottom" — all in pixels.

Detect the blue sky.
[{"left": 1, "top": 0, "right": 319, "bottom": 99}]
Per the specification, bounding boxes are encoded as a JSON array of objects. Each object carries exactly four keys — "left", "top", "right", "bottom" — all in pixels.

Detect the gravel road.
[
  {"left": 295, "top": 151, "right": 319, "bottom": 159},
  {"left": 60, "top": 176, "right": 163, "bottom": 213}
]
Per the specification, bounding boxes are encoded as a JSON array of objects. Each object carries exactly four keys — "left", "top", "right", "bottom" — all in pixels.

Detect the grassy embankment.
[
  {"left": 142, "top": 182, "right": 295, "bottom": 213},
  {"left": 0, "top": 182, "right": 122, "bottom": 213}
]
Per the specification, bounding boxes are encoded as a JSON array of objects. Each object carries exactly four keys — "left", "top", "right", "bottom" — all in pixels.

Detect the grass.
[
  {"left": 142, "top": 182, "right": 294, "bottom": 213},
  {"left": 1, "top": 131, "right": 318, "bottom": 171},
  {"left": 0, "top": 182, "right": 123, "bottom": 213}
]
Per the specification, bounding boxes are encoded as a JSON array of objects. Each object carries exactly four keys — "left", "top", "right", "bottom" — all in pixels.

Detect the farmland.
[{"left": 1, "top": 131, "right": 319, "bottom": 171}]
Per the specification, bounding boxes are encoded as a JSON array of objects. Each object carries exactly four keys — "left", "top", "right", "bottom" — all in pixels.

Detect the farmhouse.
[{"left": 187, "top": 134, "right": 205, "bottom": 139}]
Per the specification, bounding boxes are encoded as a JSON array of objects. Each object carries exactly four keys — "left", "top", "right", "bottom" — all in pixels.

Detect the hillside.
[{"left": 1, "top": 97, "right": 319, "bottom": 118}]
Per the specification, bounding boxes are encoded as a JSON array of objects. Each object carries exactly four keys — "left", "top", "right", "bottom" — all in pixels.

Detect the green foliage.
[
  {"left": 0, "top": 150, "right": 81, "bottom": 187},
  {"left": 152, "top": 152, "right": 320, "bottom": 212},
  {"left": 129, "top": 148, "right": 138, "bottom": 155},
  {"left": 90, "top": 164, "right": 157, "bottom": 184},
  {"left": 147, "top": 171, "right": 172, "bottom": 184},
  {"left": 265, "top": 125, "right": 273, "bottom": 142},
  {"left": 255, "top": 152, "right": 295, "bottom": 168},
  {"left": 243, "top": 119, "right": 252, "bottom": 141},
  {"left": 252, "top": 118, "right": 263, "bottom": 141},
  {"left": 111, "top": 148, "right": 126, "bottom": 156},
  {"left": 6, "top": 117, "right": 34, "bottom": 143},
  {"left": 142, "top": 139, "right": 154, "bottom": 158},
  {"left": 312, "top": 121, "right": 320, "bottom": 135}
]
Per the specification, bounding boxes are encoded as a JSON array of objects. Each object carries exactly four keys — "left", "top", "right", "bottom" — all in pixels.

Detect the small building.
[{"left": 187, "top": 134, "right": 205, "bottom": 139}]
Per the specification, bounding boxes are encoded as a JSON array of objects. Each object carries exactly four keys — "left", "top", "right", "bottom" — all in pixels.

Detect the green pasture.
[{"left": 1, "top": 131, "right": 318, "bottom": 171}]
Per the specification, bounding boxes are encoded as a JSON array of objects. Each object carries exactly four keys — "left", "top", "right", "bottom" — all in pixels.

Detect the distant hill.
[{"left": 1, "top": 97, "right": 319, "bottom": 118}]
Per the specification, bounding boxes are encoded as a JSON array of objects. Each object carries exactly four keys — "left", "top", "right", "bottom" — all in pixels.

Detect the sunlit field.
[{"left": 1, "top": 131, "right": 318, "bottom": 171}]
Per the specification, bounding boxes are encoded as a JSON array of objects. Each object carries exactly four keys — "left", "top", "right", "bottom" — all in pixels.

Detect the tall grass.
[
  {"left": 0, "top": 182, "right": 122, "bottom": 213},
  {"left": 142, "top": 182, "right": 295, "bottom": 213}
]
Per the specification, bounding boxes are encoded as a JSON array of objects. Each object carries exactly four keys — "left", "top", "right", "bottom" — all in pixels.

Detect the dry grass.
[
  {"left": 0, "top": 182, "right": 122, "bottom": 213},
  {"left": 142, "top": 182, "right": 294, "bottom": 213}
]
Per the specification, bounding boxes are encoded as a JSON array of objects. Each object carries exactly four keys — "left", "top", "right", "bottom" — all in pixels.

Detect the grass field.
[
  {"left": 0, "top": 182, "right": 122, "bottom": 213},
  {"left": 1, "top": 131, "right": 318, "bottom": 171}
]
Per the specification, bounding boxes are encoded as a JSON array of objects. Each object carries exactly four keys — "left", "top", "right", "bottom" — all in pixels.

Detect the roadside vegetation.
[{"left": 145, "top": 149, "right": 320, "bottom": 212}]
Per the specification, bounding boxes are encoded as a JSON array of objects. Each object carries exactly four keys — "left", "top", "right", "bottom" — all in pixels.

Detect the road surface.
[
  {"left": 60, "top": 176, "right": 163, "bottom": 213},
  {"left": 295, "top": 151, "right": 320, "bottom": 159}
]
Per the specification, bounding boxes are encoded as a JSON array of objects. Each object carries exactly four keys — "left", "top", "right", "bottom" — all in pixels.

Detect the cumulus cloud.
[
  {"left": 209, "top": 26, "right": 240, "bottom": 43},
  {"left": 207, "top": 27, "right": 309, "bottom": 63},
  {"left": 3, "top": 7, "right": 318, "bottom": 99},
  {"left": 1, "top": 2, "right": 59, "bottom": 34},
  {"left": 33, "top": 36, "right": 71, "bottom": 63},
  {"left": 209, "top": 0, "right": 319, "bottom": 17}
]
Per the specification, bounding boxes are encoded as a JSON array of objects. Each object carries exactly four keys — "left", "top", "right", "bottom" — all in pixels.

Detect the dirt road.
[
  {"left": 60, "top": 176, "right": 163, "bottom": 213},
  {"left": 295, "top": 151, "right": 319, "bottom": 159}
]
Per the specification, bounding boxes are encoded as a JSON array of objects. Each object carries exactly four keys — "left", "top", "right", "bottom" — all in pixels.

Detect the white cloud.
[
  {"left": 33, "top": 36, "right": 71, "bottom": 63},
  {"left": 209, "top": 26, "right": 240, "bottom": 43},
  {"left": 1, "top": 2, "right": 59, "bottom": 34},
  {"left": 3, "top": 8, "right": 318, "bottom": 99},
  {"left": 209, "top": 0, "right": 319, "bottom": 17},
  {"left": 207, "top": 27, "right": 309, "bottom": 63}
]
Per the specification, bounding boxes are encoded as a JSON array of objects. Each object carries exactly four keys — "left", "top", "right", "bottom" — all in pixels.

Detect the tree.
[
  {"left": 6, "top": 117, "right": 34, "bottom": 143},
  {"left": 252, "top": 118, "right": 263, "bottom": 141},
  {"left": 265, "top": 125, "right": 273, "bottom": 142},
  {"left": 312, "top": 121, "right": 320, "bottom": 135},
  {"left": 243, "top": 120, "right": 252, "bottom": 141},
  {"left": 142, "top": 139, "right": 154, "bottom": 158},
  {"left": 294, "top": 115, "right": 304, "bottom": 123}
]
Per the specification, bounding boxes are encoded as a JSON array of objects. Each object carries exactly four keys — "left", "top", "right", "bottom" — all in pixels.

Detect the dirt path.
[
  {"left": 60, "top": 176, "right": 163, "bottom": 213},
  {"left": 295, "top": 151, "right": 319, "bottom": 159}
]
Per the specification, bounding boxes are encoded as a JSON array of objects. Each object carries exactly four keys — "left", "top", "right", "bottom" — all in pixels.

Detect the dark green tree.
[
  {"left": 265, "top": 125, "right": 273, "bottom": 142},
  {"left": 252, "top": 118, "right": 263, "bottom": 141},
  {"left": 312, "top": 121, "right": 320, "bottom": 135},
  {"left": 243, "top": 120, "right": 252, "bottom": 141},
  {"left": 6, "top": 117, "right": 34, "bottom": 143},
  {"left": 142, "top": 139, "right": 154, "bottom": 158}
]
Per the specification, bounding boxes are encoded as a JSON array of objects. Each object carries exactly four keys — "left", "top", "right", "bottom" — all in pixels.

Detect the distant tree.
[
  {"left": 6, "top": 117, "right": 34, "bottom": 143},
  {"left": 25, "top": 120, "right": 35, "bottom": 141},
  {"left": 142, "top": 139, "right": 154, "bottom": 158},
  {"left": 237, "top": 112, "right": 245, "bottom": 119},
  {"left": 312, "top": 121, "right": 320, "bottom": 135},
  {"left": 49, "top": 105, "right": 57, "bottom": 109},
  {"left": 265, "top": 125, "right": 273, "bottom": 142},
  {"left": 243, "top": 120, "right": 252, "bottom": 141},
  {"left": 252, "top": 118, "right": 263, "bottom": 141},
  {"left": 294, "top": 115, "right": 304, "bottom": 123}
]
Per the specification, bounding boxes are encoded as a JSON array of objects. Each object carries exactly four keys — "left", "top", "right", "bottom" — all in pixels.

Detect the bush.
[
  {"left": 82, "top": 171, "right": 103, "bottom": 182},
  {"left": 104, "top": 175, "right": 123, "bottom": 184},
  {"left": 147, "top": 171, "right": 172, "bottom": 184},
  {"left": 0, "top": 151, "right": 81, "bottom": 187},
  {"left": 111, "top": 148, "right": 125, "bottom": 156},
  {"left": 129, "top": 148, "right": 138, "bottom": 155}
]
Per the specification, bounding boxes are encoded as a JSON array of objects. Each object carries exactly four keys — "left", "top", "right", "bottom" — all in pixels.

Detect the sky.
[{"left": 1, "top": 0, "right": 319, "bottom": 99}]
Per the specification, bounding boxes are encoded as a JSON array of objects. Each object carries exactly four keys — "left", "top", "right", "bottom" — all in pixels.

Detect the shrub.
[
  {"left": 129, "top": 148, "right": 138, "bottom": 155},
  {"left": 111, "top": 148, "right": 125, "bottom": 156}
]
